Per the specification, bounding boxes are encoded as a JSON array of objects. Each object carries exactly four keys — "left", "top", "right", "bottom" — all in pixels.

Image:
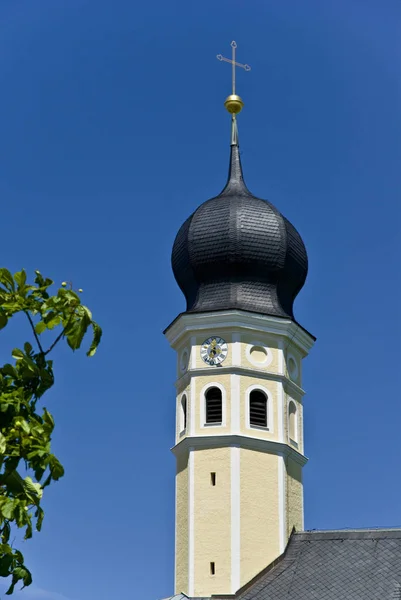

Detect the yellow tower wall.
[
  {"left": 175, "top": 452, "right": 189, "bottom": 593},
  {"left": 286, "top": 457, "right": 304, "bottom": 536},
  {"left": 193, "top": 447, "right": 232, "bottom": 597},
  {"left": 240, "top": 448, "right": 281, "bottom": 587}
]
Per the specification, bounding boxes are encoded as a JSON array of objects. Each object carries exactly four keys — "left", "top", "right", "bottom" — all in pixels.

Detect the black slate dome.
[{"left": 172, "top": 134, "right": 308, "bottom": 320}]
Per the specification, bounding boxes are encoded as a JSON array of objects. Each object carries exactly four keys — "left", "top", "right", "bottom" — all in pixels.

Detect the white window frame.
[
  {"left": 288, "top": 399, "right": 298, "bottom": 446},
  {"left": 200, "top": 382, "right": 226, "bottom": 428},
  {"left": 245, "top": 384, "right": 273, "bottom": 432},
  {"left": 245, "top": 341, "right": 273, "bottom": 368}
]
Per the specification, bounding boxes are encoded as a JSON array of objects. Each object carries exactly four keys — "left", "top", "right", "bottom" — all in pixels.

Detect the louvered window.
[
  {"left": 249, "top": 390, "right": 267, "bottom": 428},
  {"left": 205, "top": 387, "right": 222, "bottom": 424}
]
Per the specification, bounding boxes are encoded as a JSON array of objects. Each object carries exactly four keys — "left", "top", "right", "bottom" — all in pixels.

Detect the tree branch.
[
  {"left": 44, "top": 312, "right": 74, "bottom": 356},
  {"left": 24, "top": 312, "right": 44, "bottom": 355},
  {"left": 44, "top": 330, "right": 65, "bottom": 356}
]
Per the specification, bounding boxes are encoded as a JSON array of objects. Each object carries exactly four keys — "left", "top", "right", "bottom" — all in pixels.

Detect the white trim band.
[
  {"left": 172, "top": 434, "right": 308, "bottom": 466},
  {"left": 188, "top": 447, "right": 195, "bottom": 597}
]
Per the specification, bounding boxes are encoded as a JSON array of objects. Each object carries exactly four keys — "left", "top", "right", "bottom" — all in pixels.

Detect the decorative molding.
[
  {"left": 172, "top": 434, "right": 308, "bottom": 466},
  {"left": 277, "top": 381, "right": 284, "bottom": 443},
  {"left": 200, "top": 381, "right": 227, "bottom": 429},
  {"left": 245, "top": 383, "right": 273, "bottom": 434},
  {"left": 232, "top": 332, "right": 241, "bottom": 366},
  {"left": 190, "top": 336, "right": 197, "bottom": 370},
  {"left": 278, "top": 338, "right": 284, "bottom": 376},
  {"left": 165, "top": 310, "right": 315, "bottom": 355},
  {"left": 245, "top": 341, "right": 273, "bottom": 368},
  {"left": 188, "top": 448, "right": 195, "bottom": 597},
  {"left": 179, "top": 393, "right": 187, "bottom": 438},
  {"left": 175, "top": 366, "right": 305, "bottom": 399},
  {"left": 190, "top": 379, "right": 196, "bottom": 436},
  {"left": 231, "top": 374, "right": 240, "bottom": 433},
  {"left": 288, "top": 400, "right": 298, "bottom": 444},
  {"left": 231, "top": 445, "right": 240, "bottom": 593}
]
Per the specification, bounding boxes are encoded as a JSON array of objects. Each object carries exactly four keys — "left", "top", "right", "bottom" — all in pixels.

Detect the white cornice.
[
  {"left": 174, "top": 365, "right": 305, "bottom": 398},
  {"left": 164, "top": 310, "right": 315, "bottom": 356},
  {"left": 171, "top": 433, "right": 308, "bottom": 466}
]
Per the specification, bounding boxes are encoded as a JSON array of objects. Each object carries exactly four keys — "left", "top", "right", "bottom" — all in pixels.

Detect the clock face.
[{"left": 200, "top": 336, "right": 228, "bottom": 366}]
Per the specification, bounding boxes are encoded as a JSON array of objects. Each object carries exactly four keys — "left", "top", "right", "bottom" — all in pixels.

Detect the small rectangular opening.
[
  {"left": 210, "top": 472, "right": 216, "bottom": 486},
  {"left": 210, "top": 562, "right": 215, "bottom": 576}
]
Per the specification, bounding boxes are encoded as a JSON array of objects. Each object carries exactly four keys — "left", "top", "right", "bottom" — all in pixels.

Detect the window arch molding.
[
  {"left": 179, "top": 393, "right": 187, "bottom": 434},
  {"left": 200, "top": 382, "right": 227, "bottom": 428},
  {"left": 288, "top": 400, "right": 298, "bottom": 445},
  {"left": 245, "top": 384, "right": 273, "bottom": 432}
]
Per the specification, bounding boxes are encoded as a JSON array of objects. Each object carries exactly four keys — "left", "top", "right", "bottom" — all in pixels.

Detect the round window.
[
  {"left": 287, "top": 356, "right": 298, "bottom": 379},
  {"left": 249, "top": 346, "right": 268, "bottom": 363},
  {"left": 246, "top": 343, "right": 272, "bottom": 367},
  {"left": 180, "top": 349, "right": 189, "bottom": 373}
]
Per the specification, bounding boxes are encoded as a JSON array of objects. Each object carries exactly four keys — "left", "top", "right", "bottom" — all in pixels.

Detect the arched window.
[
  {"left": 249, "top": 390, "right": 268, "bottom": 428},
  {"left": 180, "top": 395, "right": 187, "bottom": 432},
  {"left": 205, "top": 387, "right": 222, "bottom": 425},
  {"left": 288, "top": 401, "right": 297, "bottom": 442}
]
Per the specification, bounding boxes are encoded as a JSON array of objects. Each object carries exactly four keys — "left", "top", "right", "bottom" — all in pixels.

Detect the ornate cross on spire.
[
  {"left": 217, "top": 41, "right": 251, "bottom": 145},
  {"left": 217, "top": 41, "right": 251, "bottom": 96}
]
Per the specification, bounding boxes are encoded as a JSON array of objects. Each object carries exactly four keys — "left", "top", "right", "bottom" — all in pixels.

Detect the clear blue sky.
[{"left": 0, "top": 1, "right": 400, "bottom": 599}]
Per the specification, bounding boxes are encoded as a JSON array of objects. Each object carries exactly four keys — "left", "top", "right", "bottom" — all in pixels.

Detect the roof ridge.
[{"left": 295, "top": 528, "right": 401, "bottom": 540}]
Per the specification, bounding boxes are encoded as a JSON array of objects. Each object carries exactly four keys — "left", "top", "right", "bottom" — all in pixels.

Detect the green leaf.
[
  {"left": 19, "top": 420, "right": 30, "bottom": 434},
  {"left": 0, "top": 554, "right": 13, "bottom": 576},
  {"left": 2, "top": 363, "right": 18, "bottom": 378},
  {"left": 35, "top": 507, "right": 44, "bottom": 532},
  {"left": 35, "top": 320, "right": 46, "bottom": 334},
  {"left": 1, "top": 498, "right": 15, "bottom": 520},
  {"left": 24, "top": 521, "right": 33, "bottom": 539},
  {"left": 0, "top": 433, "right": 7, "bottom": 454},
  {"left": 11, "top": 348, "right": 24, "bottom": 361},
  {"left": 0, "top": 312, "right": 8, "bottom": 330},
  {"left": 87, "top": 321, "right": 103, "bottom": 357},
  {"left": 0, "top": 269, "right": 15, "bottom": 292},
  {"left": 14, "top": 269, "right": 27, "bottom": 290},
  {"left": 24, "top": 342, "right": 33, "bottom": 355},
  {"left": 46, "top": 314, "right": 61, "bottom": 330},
  {"left": 42, "top": 409, "right": 55, "bottom": 428},
  {"left": 15, "top": 565, "right": 32, "bottom": 587},
  {"left": 49, "top": 456, "right": 64, "bottom": 480},
  {"left": 24, "top": 477, "right": 43, "bottom": 500},
  {"left": 14, "top": 501, "right": 27, "bottom": 528},
  {"left": 66, "top": 318, "right": 89, "bottom": 351}
]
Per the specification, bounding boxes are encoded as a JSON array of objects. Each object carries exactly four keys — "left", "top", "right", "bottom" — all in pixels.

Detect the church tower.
[{"left": 164, "top": 44, "right": 315, "bottom": 598}]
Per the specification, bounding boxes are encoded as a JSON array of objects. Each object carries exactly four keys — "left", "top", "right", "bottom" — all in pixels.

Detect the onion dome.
[{"left": 171, "top": 62, "right": 308, "bottom": 321}]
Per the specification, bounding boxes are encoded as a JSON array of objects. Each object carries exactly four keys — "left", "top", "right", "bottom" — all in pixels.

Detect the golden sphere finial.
[{"left": 224, "top": 94, "right": 244, "bottom": 115}]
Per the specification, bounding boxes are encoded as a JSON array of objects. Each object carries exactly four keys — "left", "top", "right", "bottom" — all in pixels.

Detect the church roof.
[{"left": 171, "top": 528, "right": 401, "bottom": 600}]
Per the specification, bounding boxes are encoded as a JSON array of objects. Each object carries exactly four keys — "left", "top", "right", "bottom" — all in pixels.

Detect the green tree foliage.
[{"left": 0, "top": 268, "right": 102, "bottom": 595}]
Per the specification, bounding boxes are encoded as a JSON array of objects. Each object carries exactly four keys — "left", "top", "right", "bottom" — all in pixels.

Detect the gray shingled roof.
[
  {"left": 177, "top": 529, "right": 401, "bottom": 600},
  {"left": 171, "top": 142, "right": 309, "bottom": 322}
]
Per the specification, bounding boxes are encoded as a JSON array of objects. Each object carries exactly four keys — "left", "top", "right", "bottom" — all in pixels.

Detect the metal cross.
[{"left": 217, "top": 41, "right": 251, "bottom": 95}]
